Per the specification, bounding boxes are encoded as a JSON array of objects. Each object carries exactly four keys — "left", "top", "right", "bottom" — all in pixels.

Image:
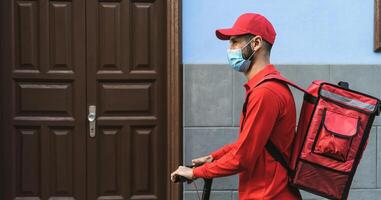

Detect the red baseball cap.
[{"left": 216, "top": 13, "right": 276, "bottom": 45}]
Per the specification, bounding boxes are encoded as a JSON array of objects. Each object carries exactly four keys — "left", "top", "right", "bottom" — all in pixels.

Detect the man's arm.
[
  {"left": 193, "top": 87, "right": 281, "bottom": 179},
  {"left": 209, "top": 143, "right": 234, "bottom": 160}
]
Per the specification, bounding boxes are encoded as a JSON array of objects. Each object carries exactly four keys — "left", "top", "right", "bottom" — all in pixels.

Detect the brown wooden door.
[
  {"left": 0, "top": 0, "right": 180, "bottom": 199},
  {"left": 85, "top": 0, "right": 167, "bottom": 199},
  {"left": 1, "top": 0, "right": 87, "bottom": 199}
]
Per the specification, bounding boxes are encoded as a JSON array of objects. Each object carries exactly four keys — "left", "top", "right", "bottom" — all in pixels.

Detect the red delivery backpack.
[{"left": 242, "top": 71, "right": 381, "bottom": 200}]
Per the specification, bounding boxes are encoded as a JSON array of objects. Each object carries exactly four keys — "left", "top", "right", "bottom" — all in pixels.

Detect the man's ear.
[{"left": 251, "top": 36, "right": 263, "bottom": 52}]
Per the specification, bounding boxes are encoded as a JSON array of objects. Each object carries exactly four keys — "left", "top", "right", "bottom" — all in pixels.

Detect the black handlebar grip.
[
  {"left": 173, "top": 174, "right": 189, "bottom": 183},
  {"left": 173, "top": 163, "right": 203, "bottom": 183}
]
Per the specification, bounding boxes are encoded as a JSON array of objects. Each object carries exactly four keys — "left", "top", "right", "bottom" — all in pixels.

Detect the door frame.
[
  {"left": 0, "top": 0, "right": 183, "bottom": 199},
  {"left": 166, "top": 0, "right": 183, "bottom": 199},
  {"left": 0, "top": 0, "right": 11, "bottom": 199}
]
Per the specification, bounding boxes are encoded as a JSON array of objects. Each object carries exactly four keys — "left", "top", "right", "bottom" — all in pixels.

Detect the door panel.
[
  {"left": 1, "top": 0, "right": 87, "bottom": 199},
  {"left": 86, "top": 0, "right": 167, "bottom": 199}
]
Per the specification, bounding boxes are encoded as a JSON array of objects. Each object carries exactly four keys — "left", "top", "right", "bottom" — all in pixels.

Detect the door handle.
[{"left": 88, "top": 105, "right": 96, "bottom": 137}]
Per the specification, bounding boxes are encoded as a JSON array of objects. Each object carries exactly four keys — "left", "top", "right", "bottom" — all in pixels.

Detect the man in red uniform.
[{"left": 171, "top": 13, "right": 302, "bottom": 200}]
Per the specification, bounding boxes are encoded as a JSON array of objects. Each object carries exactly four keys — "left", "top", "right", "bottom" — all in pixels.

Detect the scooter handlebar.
[
  {"left": 173, "top": 163, "right": 203, "bottom": 183},
  {"left": 173, "top": 163, "right": 214, "bottom": 200}
]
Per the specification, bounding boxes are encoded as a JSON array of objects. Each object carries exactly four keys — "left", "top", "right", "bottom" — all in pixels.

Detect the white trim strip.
[{"left": 320, "top": 89, "right": 375, "bottom": 112}]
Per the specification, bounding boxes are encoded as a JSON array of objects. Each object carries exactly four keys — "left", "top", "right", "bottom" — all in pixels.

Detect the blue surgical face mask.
[{"left": 227, "top": 38, "right": 255, "bottom": 72}]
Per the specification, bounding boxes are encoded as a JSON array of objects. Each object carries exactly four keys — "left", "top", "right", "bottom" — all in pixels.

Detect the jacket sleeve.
[
  {"left": 209, "top": 143, "right": 234, "bottom": 160},
  {"left": 193, "top": 87, "right": 281, "bottom": 179}
]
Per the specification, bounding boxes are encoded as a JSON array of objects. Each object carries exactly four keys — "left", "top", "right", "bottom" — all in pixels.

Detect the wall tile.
[
  {"left": 351, "top": 127, "right": 377, "bottom": 188},
  {"left": 184, "top": 64, "right": 233, "bottom": 126},
  {"left": 347, "top": 189, "right": 381, "bottom": 200}
]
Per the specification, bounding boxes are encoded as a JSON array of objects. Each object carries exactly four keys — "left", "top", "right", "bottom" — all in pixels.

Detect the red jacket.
[{"left": 193, "top": 64, "right": 302, "bottom": 200}]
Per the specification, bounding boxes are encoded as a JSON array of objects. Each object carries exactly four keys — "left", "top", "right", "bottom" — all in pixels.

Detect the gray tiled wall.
[{"left": 183, "top": 64, "right": 381, "bottom": 200}]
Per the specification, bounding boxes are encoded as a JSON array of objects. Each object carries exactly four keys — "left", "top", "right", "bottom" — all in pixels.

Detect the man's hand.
[
  {"left": 192, "top": 155, "right": 213, "bottom": 166},
  {"left": 170, "top": 166, "right": 195, "bottom": 182}
]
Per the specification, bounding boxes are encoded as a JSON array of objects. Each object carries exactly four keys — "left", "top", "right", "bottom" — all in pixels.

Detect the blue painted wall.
[{"left": 183, "top": 0, "right": 380, "bottom": 64}]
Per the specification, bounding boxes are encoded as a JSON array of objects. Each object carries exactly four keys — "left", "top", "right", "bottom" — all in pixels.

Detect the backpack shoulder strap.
[
  {"left": 242, "top": 73, "right": 305, "bottom": 177},
  {"left": 256, "top": 73, "right": 308, "bottom": 94},
  {"left": 265, "top": 141, "right": 294, "bottom": 177}
]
